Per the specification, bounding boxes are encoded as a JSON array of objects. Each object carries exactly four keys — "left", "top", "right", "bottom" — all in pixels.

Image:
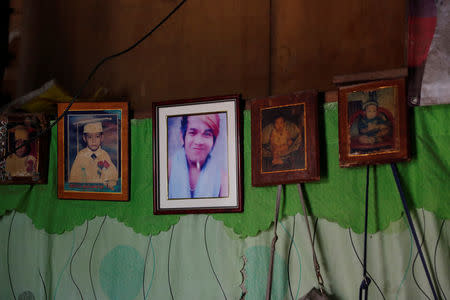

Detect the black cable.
[
  {"left": 168, "top": 225, "right": 175, "bottom": 300},
  {"left": 7, "top": 211, "right": 17, "bottom": 300},
  {"left": 286, "top": 217, "right": 295, "bottom": 300},
  {"left": 0, "top": 0, "right": 188, "bottom": 162},
  {"left": 70, "top": 220, "right": 89, "bottom": 300},
  {"left": 348, "top": 229, "right": 386, "bottom": 300},
  {"left": 89, "top": 216, "right": 106, "bottom": 300},
  {"left": 143, "top": 235, "right": 153, "bottom": 300},
  {"left": 412, "top": 209, "right": 432, "bottom": 300},
  {"left": 359, "top": 165, "right": 371, "bottom": 300},
  {"left": 391, "top": 163, "right": 438, "bottom": 300},
  {"left": 312, "top": 217, "right": 318, "bottom": 247},
  {"left": 39, "top": 269, "right": 48, "bottom": 300},
  {"left": 204, "top": 216, "right": 227, "bottom": 300},
  {"left": 433, "top": 219, "right": 447, "bottom": 300}
]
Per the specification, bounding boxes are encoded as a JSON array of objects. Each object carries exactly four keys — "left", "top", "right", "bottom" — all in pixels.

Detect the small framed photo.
[
  {"left": 251, "top": 90, "right": 320, "bottom": 186},
  {"left": 338, "top": 78, "right": 409, "bottom": 167},
  {"left": 0, "top": 113, "right": 49, "bottom": 184},
  {"left": 153, "top": 95, "right": 242, "bottom": 214},
  {"left": 57, "top": 102, "right": 129, "bottom": 201}
]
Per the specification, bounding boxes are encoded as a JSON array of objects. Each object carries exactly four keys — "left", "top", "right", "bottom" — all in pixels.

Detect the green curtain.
[{"left": 0, "top": 104, "right": 448, "bottom": 236}]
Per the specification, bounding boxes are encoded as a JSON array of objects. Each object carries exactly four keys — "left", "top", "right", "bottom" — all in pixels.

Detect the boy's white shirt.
[{"left": 68, "top": 146, "right": 118, "bottom": 185}]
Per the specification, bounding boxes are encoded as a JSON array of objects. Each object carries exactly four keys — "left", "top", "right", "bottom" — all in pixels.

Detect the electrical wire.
[
  {"left": 359, "top": 165, "right": 371, "bottom": 300},
  {"left": 433, "top": 219, "right": 447, "bottom": 300},
  {"left": 70, "top": 221, "right": 89, "bottom": 300},
  {"left": 391, "top": 163, "right": 438, "bottom": 300},
  {"left": 0, "top": 0, "right": 187, "bottom": 162},
  {"left": 204, "top": 215, "right": 227, "bottom": 300},
  {"left": 167, "top": 225, "right": 175, "bottom": 300},
  {"left": 287, "top": 217, "right": 295, "bottom": 300},
  {"left": 38, "top": 269, "right": 48, "bottom": 300},
  {"left": 412, "top": 209, "right": 432, "bottom": 300},
  {"left": 7, "top": 211, "right": 17, "bottom": 300},
  {"left": 89, "top": 216, "right": 106, "bottom": 300},
  {"left": 348, "top": 228, "right": 386, "bottom": 300},
  {"left": 312, "top": 217, "right": 318, "bottom": 248}
]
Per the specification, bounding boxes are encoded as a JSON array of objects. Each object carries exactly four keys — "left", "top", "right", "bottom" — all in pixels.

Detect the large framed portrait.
[
  {"left": 0, "top": 113, "right": 49, "bottom": 184},
  {"left": 338, "top": 78, "right": 409, "bottom": 167},
  {"left": 153, "top": 95, "right": 242, "bottom": 214},
  {"left": 57, "top": 102, "right": 129, "bottom": 201},
  {"left": 251, "top": 90, "right": 320, "bottom": 186}
]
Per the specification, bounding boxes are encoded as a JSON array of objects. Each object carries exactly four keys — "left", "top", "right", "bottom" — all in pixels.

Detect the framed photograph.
[
  {"left": 338, "top": 78, "right": 409, "bottom": 167},
  {"left": 57, "top": 102, "right": 129, "bottom": 201},
  {"left": 251, "top": 90, "right": 320, "bottom": 186},
  {"left": 0, "top": 113, "right": 49, "bottom": 184},
  {"left": 153, "top": 95, "right": 242, "bottom": 214}
]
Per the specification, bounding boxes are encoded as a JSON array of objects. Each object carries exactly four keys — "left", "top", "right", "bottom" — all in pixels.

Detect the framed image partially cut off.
[{"left": 0, "top": 113, "right": 49, "bottom": 184}]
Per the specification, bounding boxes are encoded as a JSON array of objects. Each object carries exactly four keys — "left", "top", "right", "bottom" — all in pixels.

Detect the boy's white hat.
[
  {"left": 363, "top": 91, "right": 379, "bottom": 110},
  {"left": 83, "top": 122, "right": 103, "bottom": 133}
]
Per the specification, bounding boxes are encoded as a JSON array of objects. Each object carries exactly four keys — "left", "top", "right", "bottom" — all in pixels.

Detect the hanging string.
[
  {"left": 359, "top": 165, "right": 371, "bottom": 300},
  {"left": 286, "top": 217, "right": 296, "bottom": 300},
  {"left": 266, "top": 184, "right": 283, "bottom": 300},
  {"left": 0, "top": 0, "right": 188, "bottom": 162},
  {"left": 433, "top": 219, "right": 447, "bottom": 300},
  {"left": 0, "top": 117, "right": 7, "bottom": 180},
  {"left": 390, "top": 163, "right": 438, "bottom": 300},
  {"left": 297, "top": 183, "right": 325, "bottom": 294},
  {"left": 412, "top": 209, "right": 432, "bottom": 300},
  {"left": 348, "top": 229, "right": 386, "bottom": 300}
]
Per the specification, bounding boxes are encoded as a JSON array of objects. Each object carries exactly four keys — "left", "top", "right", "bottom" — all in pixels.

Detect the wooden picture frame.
[
  {"left": 251, "top": 90, "right": 320, "bottom": 186},
  {"left": 338, "top": 78, "right": 409, "bottom": 167},
  {"left": 0, "top": 113, "right": 49, "bottom": 184},
  {"left": 57, "top": 102, "right": 129, "bottom": 201},
  {"left": 153, "top": 95, "right": 242, "bottom": 214}
]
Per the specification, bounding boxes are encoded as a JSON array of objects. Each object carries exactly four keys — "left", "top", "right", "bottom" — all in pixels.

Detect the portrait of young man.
[{"left": 167, "top": 113, "right": 228, "bottom": 199}]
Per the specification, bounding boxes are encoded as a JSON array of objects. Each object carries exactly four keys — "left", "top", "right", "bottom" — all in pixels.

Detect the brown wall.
[
  {"left": 271, "top": 0, "right": 406, "bottom": 95},
  {"left": 16, "top": 0, "right": 405, "bottom": 114}
]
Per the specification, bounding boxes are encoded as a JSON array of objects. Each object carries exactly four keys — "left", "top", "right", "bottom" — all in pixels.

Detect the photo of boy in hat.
[
  {"left": 5, "top": 125, "right": 38, "bottom": 177},
  {"left": 68, "top": 119, "right": 118, "bottom": 189},
  {"left": 349, "top": 89, "right": 394, "bottom": 154}
]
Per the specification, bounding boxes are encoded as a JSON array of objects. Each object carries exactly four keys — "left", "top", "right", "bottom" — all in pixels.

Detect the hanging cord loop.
[
  {"left": 265, "top": 184, "right": 283, "bottom": 300},
  {"left": 296, "top": 183, "right": 326, "bottom": 294},
  {"left": 391, "top": 163, "right": 438, "bottom": 300},
  {"left": 359, "top": 165, "right": 371, "bottom": 300}
]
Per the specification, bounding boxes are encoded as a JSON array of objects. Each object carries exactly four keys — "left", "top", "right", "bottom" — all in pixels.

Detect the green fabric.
[
  {"left": 0, "top": 105, "right": 448, "bottom": 236},
  {"left": 1, "top": 211, "right": 449, "bottom": 300}
]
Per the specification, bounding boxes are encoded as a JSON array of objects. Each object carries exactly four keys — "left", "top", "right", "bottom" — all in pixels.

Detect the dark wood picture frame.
[
  {"left": 251, "top": 90, "right": 320, "bottom": 186},
  {"left": 57, "top": 102, "right": 129, "bottom": 201},
  {"left": 338, "top": 78, "right": 409, "bottom": 167},
  {"left": 0, "top": 113, "right": 49, "bottom": 184},
  {"left": 153, "top": 95, "right": 242, "bottom": 214}
]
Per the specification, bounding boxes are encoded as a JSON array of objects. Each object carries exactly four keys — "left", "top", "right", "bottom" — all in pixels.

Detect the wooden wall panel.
[
  {"left": 18, "top": 0, "right": 270, "bottom": 113},
  {"left": 1, "top": 0, "right": 23, "bottom": 103},
  {"left": 15, "top": 0, "right": 406, "bottom": 112},
  {"left": 271, "top": 0, "right": 406, "bottom": 95}
]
